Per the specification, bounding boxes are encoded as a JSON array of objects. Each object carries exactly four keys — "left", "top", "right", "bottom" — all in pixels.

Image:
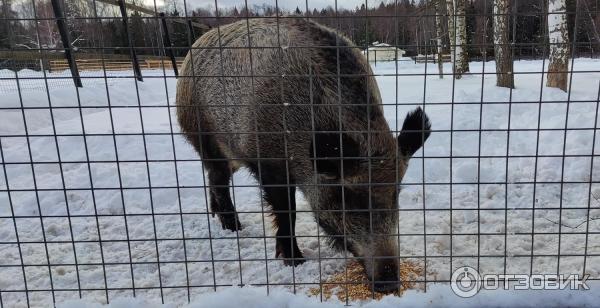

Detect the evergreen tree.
[
  {"left": 168, "top": 8, "right": 191, "bottom": 57},
  {"left": 130, "top": 11, "right": 147, "bottom": 52}
]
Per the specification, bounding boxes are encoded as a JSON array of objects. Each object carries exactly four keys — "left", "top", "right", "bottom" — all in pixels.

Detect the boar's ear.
[
  {"left": 397, "top": 107, "right": 431, "bottom": 157},
  {"left": 309, "top": 132, "right": 361, "bottom": 179}
]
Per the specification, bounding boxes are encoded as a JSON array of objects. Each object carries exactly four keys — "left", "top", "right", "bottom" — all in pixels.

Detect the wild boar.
[{"left": 176, "top": 18, "right": 431, "bottom": 292}]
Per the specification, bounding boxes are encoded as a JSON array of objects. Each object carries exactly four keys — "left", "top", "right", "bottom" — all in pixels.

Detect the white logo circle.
[{"left": 451, "top": 266, "right": 482, "bottom": 298}]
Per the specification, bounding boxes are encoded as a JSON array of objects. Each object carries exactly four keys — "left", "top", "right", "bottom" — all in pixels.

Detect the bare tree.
[
  {"left": 546, "top": 0, "right": 569, "bottom": 91},
  {"left": 493, "top": 0, "right": 514, "bottom": 87},
  {"left": 1, "top": 0, "right": 14, "bottom": 48},
  {"left": 454, "top": 0, "right": 470, "bottom": 78},
  {"left": 581, "top": 0, "right": 600, "bottom": 51},
  {"left": 435, "top": 0, "right": 444, "bottom": 78}
]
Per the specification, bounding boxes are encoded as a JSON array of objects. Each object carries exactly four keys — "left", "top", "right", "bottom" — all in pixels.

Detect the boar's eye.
[
  {"left": 357, "top": 154, "right": 391, "bottom": 170},
  {"left": 309, "top": 132, "right": 361, "bottom": 179}
]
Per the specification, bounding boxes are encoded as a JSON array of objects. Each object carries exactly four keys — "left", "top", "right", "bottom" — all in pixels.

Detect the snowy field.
[{"left": 1, "top": 58, "right": 600, "bottom": 307}]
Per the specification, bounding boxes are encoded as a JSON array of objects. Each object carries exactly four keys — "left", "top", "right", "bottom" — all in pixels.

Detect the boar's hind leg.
[
  {"left": 259, "top": 173, "right": 304, "bottom": 266},
  {"left": 194, "top": 134, "right": 242, "bottom": 231},
  {"left": 205, "top": 160, "right": 242, "bottom": 231}
]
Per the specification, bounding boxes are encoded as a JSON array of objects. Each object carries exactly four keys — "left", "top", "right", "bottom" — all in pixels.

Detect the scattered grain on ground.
[{"left": 309, "top": 260, "right": 422, "bottom": 301}]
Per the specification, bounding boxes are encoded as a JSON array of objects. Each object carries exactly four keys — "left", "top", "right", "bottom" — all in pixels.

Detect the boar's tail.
[{"left": 397, "top": 107, "right": 431, "bottom": 157}]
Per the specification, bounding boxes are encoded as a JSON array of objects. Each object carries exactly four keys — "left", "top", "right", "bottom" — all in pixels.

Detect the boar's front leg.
[{"left": 260, "top": 172, "right": 304, "bottom": 266}]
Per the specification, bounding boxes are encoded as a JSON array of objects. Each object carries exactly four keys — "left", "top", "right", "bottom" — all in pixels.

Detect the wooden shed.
[{"left": 363, "top": 42, "right": 406, "bottom": 62}]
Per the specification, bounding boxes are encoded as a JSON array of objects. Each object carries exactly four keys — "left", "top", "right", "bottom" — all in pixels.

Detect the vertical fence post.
[
  {"left": 50, "top": 0, "right": 82, "bottom": 87},
  {"left": 117, "top": 0, "right": 143, "bottom": 81},
  {"left": 159, "top": 12, "right": 179, "bottom": 77},
  {"left": 374, "top": 49, "right": 377, "bottom": 66},
  {"left": 187, "top": 19, "right": 196, "bottom": 43}
]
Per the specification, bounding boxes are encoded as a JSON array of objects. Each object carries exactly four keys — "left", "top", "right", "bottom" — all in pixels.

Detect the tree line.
[{"left": 2, "top": 0, "right": 599, "bottom": 90}]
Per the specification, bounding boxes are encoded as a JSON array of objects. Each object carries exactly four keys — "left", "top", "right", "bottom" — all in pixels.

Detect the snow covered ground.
[
  {"left": 1, "top": 58, "right": 600, "bottom": 307},
  {"left": 53, "top": 282, "right": 600, "bottom": 308}
]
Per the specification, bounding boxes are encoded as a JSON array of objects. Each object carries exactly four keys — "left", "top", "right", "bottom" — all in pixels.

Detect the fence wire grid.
[{"left": 1, "top": 0, "right": 600, "bottom": 307}]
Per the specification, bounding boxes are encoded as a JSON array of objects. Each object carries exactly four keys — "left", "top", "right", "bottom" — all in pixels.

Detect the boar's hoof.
[
  {"left": 218, "top": 213, "right": 242, "bottom": 232},
  {"left": 373, "top": 281, "right": 401, "bottom": 293},
  {"left": 279, "top": 255, "right": 305, "bottom": 267},
  {"left": 284, "top": 258, "right": 305, "bottom": 266},
  {"left": 275, "top": 244, "right": 305, "bottom": 266}
]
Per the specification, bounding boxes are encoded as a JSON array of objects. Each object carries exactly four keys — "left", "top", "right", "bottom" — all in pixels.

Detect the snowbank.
[{"left": 57, "top": 282, "right": 600, "bottom": 308}]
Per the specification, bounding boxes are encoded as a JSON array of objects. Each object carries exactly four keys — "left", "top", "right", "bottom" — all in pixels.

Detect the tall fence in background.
[{"left": 1, "top": 0, "right": 600, "bottom": 307}]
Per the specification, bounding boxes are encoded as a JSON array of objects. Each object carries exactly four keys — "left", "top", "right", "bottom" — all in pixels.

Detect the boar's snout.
[{"left": 372, "top": 258, "right": 400, "bottom": 293}]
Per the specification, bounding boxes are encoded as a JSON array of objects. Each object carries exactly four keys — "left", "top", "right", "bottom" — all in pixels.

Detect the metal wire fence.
[{"left": 1, "top": 0, "right": 600, "bottom": 307}]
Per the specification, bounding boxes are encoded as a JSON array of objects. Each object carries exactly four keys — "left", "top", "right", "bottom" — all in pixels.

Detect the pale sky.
[{"left": 143, "top": 0, "right": 381, "bottom": 12}]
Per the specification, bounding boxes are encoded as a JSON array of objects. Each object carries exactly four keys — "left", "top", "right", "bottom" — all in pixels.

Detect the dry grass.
[{"left": 309, "top": 260, "right": 423, "bottom": 302}]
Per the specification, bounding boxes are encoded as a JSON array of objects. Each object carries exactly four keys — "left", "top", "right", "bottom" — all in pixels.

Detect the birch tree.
[
  {"left": 446, "top": 0, "right": 455, "bottom": 63},
  {"left": 546, "top": 0, "right": 569, "bottom": 91},
  {"left": 493, "top": 0, "right": 514, "bottom": 87},
  {"left": 435, "top": 0, "right": 444, "bottom": 78},
  {"left": 447, "top": 0, "right": 469, "bottom": 79},
  {"left": 454, "top": 0, "right": 470, "bottom": 78}
]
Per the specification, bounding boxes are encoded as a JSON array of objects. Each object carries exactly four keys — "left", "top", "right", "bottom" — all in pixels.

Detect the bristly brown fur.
[{"left": 176, "top": 18, "right": 431, "bottom": 290}]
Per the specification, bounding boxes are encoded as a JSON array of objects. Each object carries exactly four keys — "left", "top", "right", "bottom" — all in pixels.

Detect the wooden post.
[
  {"left": 374, "top": 49, "right": 377, "bottom": 66},
  {"left": 159, "top": 13, "right": 178, "bottom": 77},
  {"left": 117, "top": 0, "right": 143, "bottom": 81},
  {"left": 50, "top": 0, "right": 82, "bottom": 87},
  {"left": 187, "top": 19, "right": 196, "bottom": 43}
]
